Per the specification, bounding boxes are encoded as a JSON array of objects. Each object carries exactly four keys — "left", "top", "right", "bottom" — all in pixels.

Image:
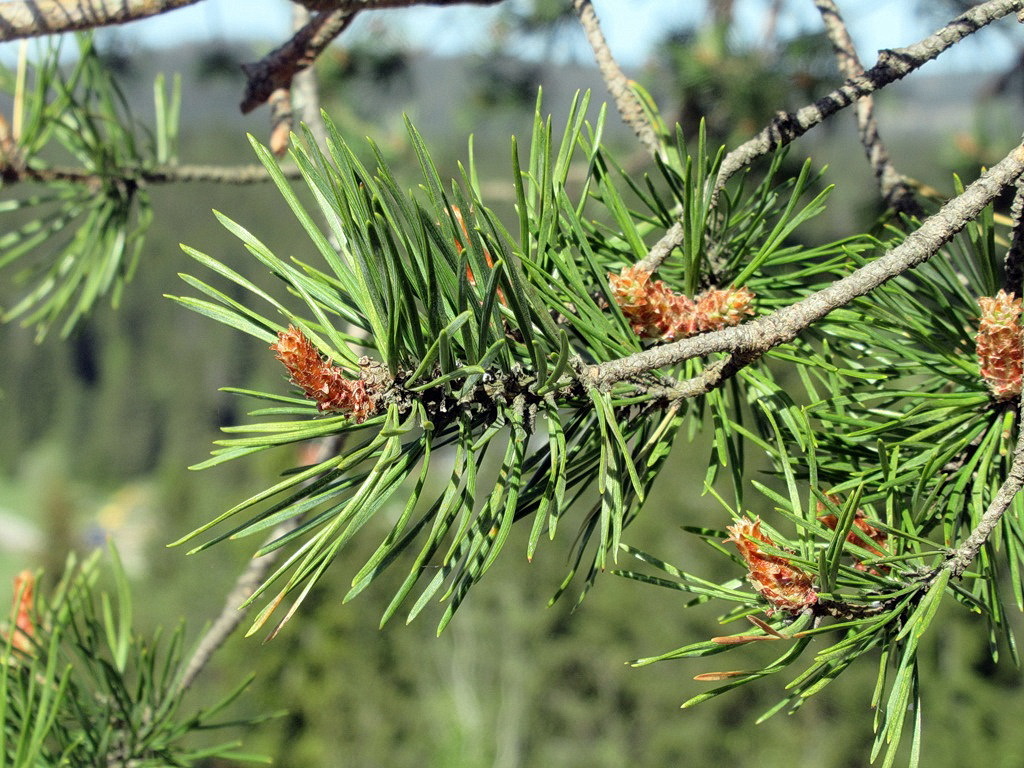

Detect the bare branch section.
[
  {"left": 0, "top": 163, "right": 302, "bottom": 186},
  {"left": 635, "top": 221, "right": 682, "bottom": 274},
  {"left": 572, "top": 0, "right": 660, "bottom": 158},
  {"left": 0, "top": 0, "right": 201, "bottom": 41},
  {"left": 944, "top": 406, "right": 1024, "bottom": 578},
  {"left": 813, "top": 0, "right": 922, "bottom": 216},
  {"left": 265, "top": 4, "right": 331, "bottom": 156},
  {"left": 292, "top": 6, "right": 330, "bottom": 149},
  {"left": 713, "top": 0, "right": 1023, "bottom": 202},
  {"left": 241, "top": 9, "right": 354, "bottom": 114},
  {"left": 587, "top": 141, "right": 1024, "bottom": 386},
  {"left": 241, "top": 0, "right": 505, "bottom": 114}
]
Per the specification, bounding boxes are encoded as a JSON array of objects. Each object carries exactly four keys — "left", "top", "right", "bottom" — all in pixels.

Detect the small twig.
[
  {"left": 587, "top": 141, "right": 1024, "bottom": 387},
  {"left": 268, "top": 87, "right": 295, "bottom": 157},
  {"left": 177, "top": 435, "right": 343, "bottom": 694},
  {"left": 812, "top": 0, "right": 922, "bottom": 216},
  {"left": 711, "top": 0, "right": 1023, "bottom": 208},
  {"left": 944, "top": 407, "right": 1024, "bottom": 578},
  {"left": 262, "top": 0, "right": 326, "bottom": 156},
  {"left": 0, "top": 0, "right": 202, "bottom": 41},
  {"left": 175, "top": 519, "right": 304, "bottom": 693},
  {"left": 241, "top": 9, "right": 354, "bottom": 115},
  {"left": 634, "top": 221, "right": 682, "bottom": 274},
  {"left": 643, "top": 351, "right": 759, "bottom": 403},
  {"left": 1004, "top": 176, "right": 1024, "bottom": 294},
  {"left": 0, "top": 162, "right": 302, "bottom": 186},
  {"left": 571, "top": 0, "right": 661, "bottom": 158},
  {"left": 240, "top": 0, "right": 506, "bottom": 114},
  {"left": 639, "top": 0, "right": 1023, "bottom": 287}
]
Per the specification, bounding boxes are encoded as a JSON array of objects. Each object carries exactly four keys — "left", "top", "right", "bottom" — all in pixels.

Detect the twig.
[
  {"left": 587, "top": 141, "right": 1024, "bottom": 387},
  {"left": 175, "top": 518, "right": 304, "bottom": 693},
  {"left": 644, "top": 352, "right": 757, "bottom": 403},
  {"left": 943, "top": 405, "right": 1024, "bottom": 578},
  {"left": 0, "top": 162, "right": 302, "bottom": 186},
  {"left": 1004, "top": 176, "right": 1024, "bottom": 294},
  {"left": 240, "top": 9, "right": 355, "bottom": 114},
  {"left": 812, "top": 0, "right": 922, "bottom": 216},
  {"left": 0, "top": 0, "right": 202, "bottom": 41},
  {"left": 268, "top": 86, "right": 295, "bottom": 157},
  {"left": 265, "top": 0, "right": 317, "bottom": 156},
  {"left": 177, "top": 435, "right": 343, "bottom": 694},
  {"left": 712, "top": 0, "right": 1023, "bottom": 206},
  {"left": 571, "top": 0, "right": 660, "bottom": 158},
  {"left": 634, "top": 221, "right": 682, "bottom": 274},
  {"left": 642, "top": 0, "right": 1023, "bottom": 276},
  {"left": 240, "top": 0, "right": 506, "bottom": 114}
]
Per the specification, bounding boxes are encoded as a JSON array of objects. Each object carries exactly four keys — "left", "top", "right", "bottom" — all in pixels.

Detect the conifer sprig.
[
  {"left": 169, "top": 96, "right": 852, "bottom": 638},
  {"left": 0, "top": 549, "right": 265, "bottom": 766}
]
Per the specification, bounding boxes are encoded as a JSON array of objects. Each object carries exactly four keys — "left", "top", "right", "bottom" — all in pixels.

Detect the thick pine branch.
[
  {"left": 0, "top": 0, "right": 202, "bottom": 40},
  {"left": 589, "top": 141, "right": 1024, "bottom": 386}
]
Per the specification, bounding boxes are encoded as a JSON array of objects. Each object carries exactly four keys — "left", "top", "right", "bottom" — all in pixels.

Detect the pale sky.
[{"left": 93, "top": 0, "right": 1017, "bottom": 73}]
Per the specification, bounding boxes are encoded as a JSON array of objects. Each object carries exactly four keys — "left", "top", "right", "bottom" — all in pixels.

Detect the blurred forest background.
[{"left": 3, "top": 1, "right": 1024, "bottom": 765}]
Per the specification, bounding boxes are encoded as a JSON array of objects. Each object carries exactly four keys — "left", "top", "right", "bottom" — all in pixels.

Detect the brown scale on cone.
[
  {"left": 726, "top": 516, "right": 817, "bottom": 615},
  {"left": 608, "top": 266, "right": 754, "bottom": 342},
  {"left": 976, "top": 289, "right": 1024, "bottom": 401},
  {"left": 271, "top": 325, "right": 376, "bottom": 422}
]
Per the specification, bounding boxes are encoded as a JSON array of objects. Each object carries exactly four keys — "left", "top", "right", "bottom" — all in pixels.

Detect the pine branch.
[
  {"left": 240, "top": 9, "right": 355, "bottom": 115},
  {"left": 943, "top": 406, "right": 1024, "bottom": 578},
  {"left": 0, "top": 162, "right": 302, "bottom": 186},
  {"left": 640, "top": 0, "right": 1023, "bottom": 274},
  {"left": 292, "top": 6, "right": 330, "bottom": 149},
  {"left": 298, "top": 0, "right": 503, "bottom": 8},
  {"left": 0, "top": 0, "right": 202, "bottom": 41},
  {"left": 587, "top": 140, "right": 1024, "bottom": 386},
  {"left": 713, "top": 0, "right": 1023, "bottom": 204},
  {"left": 572, "top": 0, "right": 661, "bottom": 158},
  {"left": 240, "top": 0, "right": 506, "bottom": 114},
  {"left": 178, "top": 434, "right": 345, "bottom": 693},
  {"left": 812, "top": 0, "right": 922, "bottom": 216},
  {"left": 634, "top": 220, "right": 683, "bottom": 274},
  {"left": 264, "top": 4, "right": 332, "bottom": 156}
]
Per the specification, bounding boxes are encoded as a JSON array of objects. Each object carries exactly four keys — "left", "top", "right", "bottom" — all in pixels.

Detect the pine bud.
[
  {"left": 726, "top": 517, "right": 817, "bottom": 614},
  {"left": 694, "top": 285, "right": 756, "bottom": 332},
  {"left": 609, "top": 266, "right": 754, "bottom": 342},
  {"left": 271, "top": 325, "right": 376, "bottom": 422},
  {"left": 977, "top": 289, "right": 1024, "bottom": 400}
]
